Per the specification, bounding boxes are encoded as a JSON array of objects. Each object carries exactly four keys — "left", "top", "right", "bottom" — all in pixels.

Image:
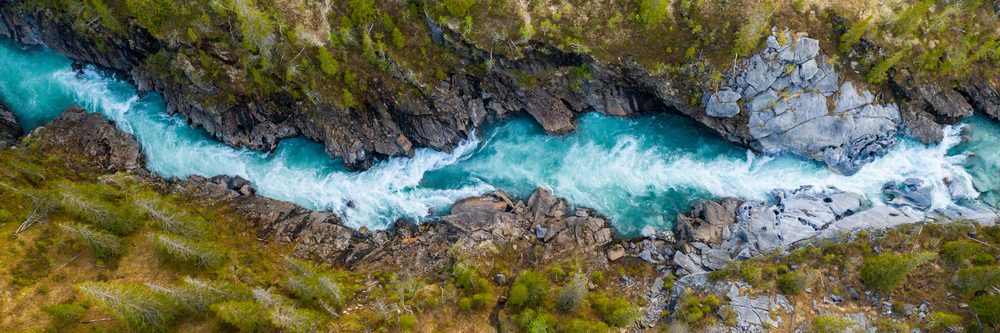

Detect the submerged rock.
[{"left": 0, "top": 102, "right": 22, "bottom": 149}]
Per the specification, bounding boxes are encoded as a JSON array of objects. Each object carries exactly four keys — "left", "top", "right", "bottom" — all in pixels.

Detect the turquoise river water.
[{"left": 1, "top": 39, "right": 997, "bottom": 235}]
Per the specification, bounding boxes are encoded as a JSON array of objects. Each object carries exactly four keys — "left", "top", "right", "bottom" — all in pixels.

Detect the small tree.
[
  {"left": 508, "top": 270, "right": 549, "bottom": 310},
  {"left": 150, "top": 233, "right": 225, "bottom": 268},
  {"left": 557, "top": 273, "right": 588, "bottom": 312},
  {"left": 77, "top": 282, "right": 180, "bottom": 332},
  {"left": 269, "top": 305, "right": 325, "bottom": 333},
  {"left": 59, "top": 223, "right": 123, "bottom": 260},
  {"left": 733, "top": 5, "right": 773, "bottom": 56},
  {"left": 592, "top": 293, "right": 640, "bottom": 327},
  {"left": 839, "top": 17, "right": 871, "bottom": 52},
  {"left": 212, "top": 301, "right": 271, "bottom": 332}
]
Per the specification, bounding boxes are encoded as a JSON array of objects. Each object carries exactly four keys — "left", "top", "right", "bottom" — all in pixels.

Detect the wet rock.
[
  {"left": 28, "top": 106, "right": 143, "bottom": 172},
  {"left": 901, "top": 102, "right": 944, "bottom": 144},
  {"left": 883, "top": 178, "right": 933, "bottom": 210},
  {"left": 0, "top": 102, "right": 22, "bottom": 148}
]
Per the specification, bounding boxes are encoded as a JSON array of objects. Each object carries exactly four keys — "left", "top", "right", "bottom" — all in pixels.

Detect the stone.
[
  {"left": 675, "top": 198, "right": 742, "bottom": 245},
  {"left": 883, "top": 178, "right": 933, "bottom": 210},
  {"left": 792, "top": 37, "right": 820, "bottom": 63},
  {"left": 494, "top": 273, "right": 507, "bottom": 285},
  {"left": 606, "top": 244, "right": 626, "bottom": 261},
  {"left": 958, "top": 80, "right": 1000, "bottom": 120},
  {"left": 706, "top": 89, "right": 742, "bottom": 118},
  {"left": 641, "top": 225, "right": 656, "bottom": 238},
  {"left": 799, "top": 59, "right": 819, "bottom": 81},
  {"left": 534, "top": 225, "right": 548, "bottom": 240},
  {"left": 0, "top": 102, "right": 21, "bottom": 149},
  {"left": 901, "top": 102, "right": 944, "bottom": 144},
  {"left": 673, "top": 252, "right": 706, "bottom": 275}
]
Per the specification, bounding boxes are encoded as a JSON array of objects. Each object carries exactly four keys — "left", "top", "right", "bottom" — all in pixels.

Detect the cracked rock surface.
[{"left": 706, "top": 30, "right": 902, "bottom": 175}]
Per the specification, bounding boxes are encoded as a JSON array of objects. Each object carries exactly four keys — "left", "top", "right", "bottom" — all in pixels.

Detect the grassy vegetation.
[
  {"left": 0, "top": 132, "right": 651, "bottom": 332},
  {"left": 709, "top": 222, "right": 1000, "bottom": 331}
]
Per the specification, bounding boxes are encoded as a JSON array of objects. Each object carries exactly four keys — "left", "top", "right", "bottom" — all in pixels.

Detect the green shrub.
[
  {"left": 60, "top": 187, "right": 143, "bottom": 235},
  {"left": 225, "top": 0, "right": 276, "bottom": 54},
  {"left": 867, "top": 48, "right": 908, "bottom": 85},
  {"left": 812, "top": 315, "right": 855, "bottom": 333},
  {"left": 940, "top": 240, "right": 984, "bottom": 263},
  {"left": 508, "top": 270, "right": 549, "bottom": 310},
  {"left": 971, "top": 294, "right": 1000, "bottom": 325},
  {"left": 471, "top": 292, "right": 494, "bottom": 309},
  {"left": 925, "top": 312, "right": 962, "bottom": 331},
  {"left": 873, "top": 318, "right": 909, "bottom": 333},
  {"left": 674, "top": 289, "right": 721, "bottom": 327},
  {"left": 592, "top": 293, "right": 639, "bottom": 327},
  {"left": 839, "top": 17, "right": 871, "bottom": 52},
  {"left": 77, "top": 282, "right": 180, "bottom": 332},
  {"left": 439, "top": 0, "right": 478, "bottom": 18},
  {"left": 157, "top": 277, "right": 252, "bottom": 313},
  {"left": 399, "top": 314, "right": 417, "bottom": 331},
  {"left": 42, "top": 302, "right": 86, "bottom": 330},
  {"left": 124, "top": 0, "right": 175, "bottom": 37},
  {"left": 317, "top": 47, "right": 339, "bottom": 77},
  {"left": 212, "top": 301, "right": 271, "bottom": 332},
  {"left": 59, "top": 223, "right": 124, "bottom": 261},
  {"left": 285, "top": 258, "right": 349, "bottom": 309},
  {"left": 859, "top": 251, "right": 935, "bottom": 292},
  {"left": 893, "top": 0, "right": 933, "bottom": 36},
  {"left": 733, "top": 5, "right": 773, "bottom": 56},
  {"left": 955, "top": 265, "right": 1000, "bottom": 296},
  {"left": 268, "top": 305, "right": 325, "bottom": 333},
  {"left": 515, "top": 308, "right": 554, "bottom": 333},
  {"left": 561, "top": 318, "right": 611, "bottom": 333},
  {"left": 150, "top": 233, "right": 225, "bottom": 268},
  {"left": 778, "top": 271, "right": 808, "bottom": 295},
  {"left": 451, "top": 262, "right": 489, "bottom": 294},
  {"left": 638, "top": 0, "right": 671, "bottom": 27},
  {"left": 0, "top": 208, "right": 13, "bottom": 223}
]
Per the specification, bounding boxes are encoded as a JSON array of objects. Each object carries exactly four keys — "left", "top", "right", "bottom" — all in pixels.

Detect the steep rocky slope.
[
  {"left": 2, "top": 0, "right": 998, "bottom": 173},
  {"left": 0, "top": 102, "right": 20, "bottom": 148}
]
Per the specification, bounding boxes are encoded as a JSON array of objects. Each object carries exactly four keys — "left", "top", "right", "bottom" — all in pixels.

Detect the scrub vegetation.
[
  {"left": 0, "top": 134, "right": 647, "bottom": 332},
  {"left": 709, "top": 222, "right": 1000, "bottom": 332}
]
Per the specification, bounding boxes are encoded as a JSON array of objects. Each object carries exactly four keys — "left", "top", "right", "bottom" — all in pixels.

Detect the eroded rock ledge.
[{"left": 0, "top": 101, "right": 21, "bottom": 149}]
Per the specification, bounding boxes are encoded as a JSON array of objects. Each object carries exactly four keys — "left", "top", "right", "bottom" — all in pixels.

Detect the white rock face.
[{"left": 706, "top": 30, "right": 903, "bottom": 175}]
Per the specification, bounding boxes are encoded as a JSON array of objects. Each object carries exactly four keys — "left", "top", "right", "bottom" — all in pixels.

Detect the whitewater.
[{"left": 1, "top": 39, "right": 997, "bottom": 234}]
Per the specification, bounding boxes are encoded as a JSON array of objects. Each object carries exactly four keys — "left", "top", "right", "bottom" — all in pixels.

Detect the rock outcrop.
[
  {"left": 28, "top": 106, "right": 143, "bottom": 173},
  {"left": 0, "top": 102, "right": 21, "bottom": 148},
  {"left": 958, "top": 79, "right": 1000, "bottom": 121},
  {"left": 706, "top": 30, "right": 903, "bottom": 175}
]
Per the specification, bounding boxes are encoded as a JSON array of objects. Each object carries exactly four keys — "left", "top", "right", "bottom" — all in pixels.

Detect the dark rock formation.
[
  {"left": 167, "top": 177, "right": 620, "bottom": 275},
  {"left": 958, "top": 79, "right": 1000, "bottom": 121},
  {"left": 0, "top": 101, "right": 21, "bottom": 148},
  {"left": 892, "top": 75, "right": 974, "bottom": 124},
  {"left": 28, "top": 106, "right": 143, "bottom": 173}
]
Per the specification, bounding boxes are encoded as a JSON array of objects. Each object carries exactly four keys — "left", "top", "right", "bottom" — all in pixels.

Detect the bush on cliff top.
[{"left": 859, "top": 251, "right": 935, "bottom": 293}]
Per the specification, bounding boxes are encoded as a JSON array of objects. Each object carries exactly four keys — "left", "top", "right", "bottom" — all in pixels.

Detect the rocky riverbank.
[
  {"left": 3, "top": 2, "right": 998, "bottom": 174},
  {"left": 18, "top": 104, "right": 999, "bottom": 332}
]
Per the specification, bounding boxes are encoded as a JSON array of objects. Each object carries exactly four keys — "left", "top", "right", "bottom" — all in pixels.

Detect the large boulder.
[
  {"left": 0, "top": 102, "right": 21, "bottom": 149},
  {"left": 675, "top": 198, "right": 742, "bottom": 244},
  {"left": 28, "top": 106, "right": 143, "bottom": 172},
  {"left": 893, "top": 76, "right": 974, "bottom": 124}
]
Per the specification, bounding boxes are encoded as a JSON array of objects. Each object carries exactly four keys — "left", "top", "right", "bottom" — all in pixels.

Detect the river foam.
[{"left": 0, "top": 39, "right": 996, "bottom": 234}]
